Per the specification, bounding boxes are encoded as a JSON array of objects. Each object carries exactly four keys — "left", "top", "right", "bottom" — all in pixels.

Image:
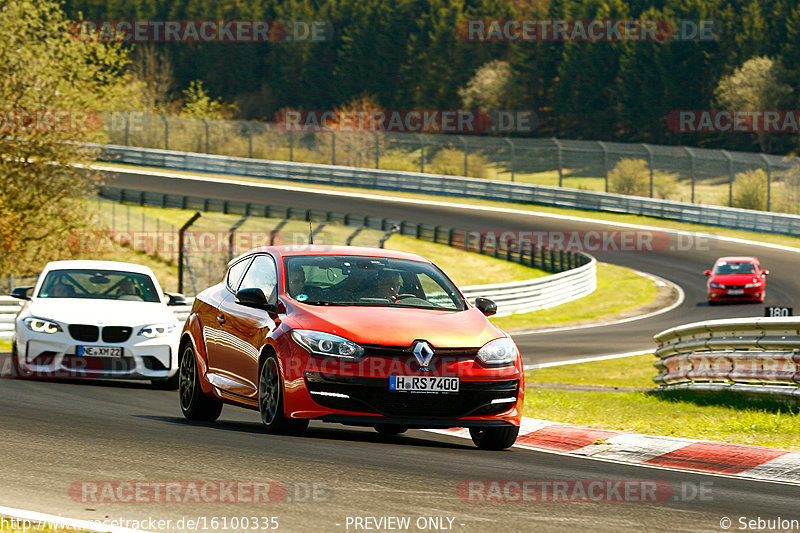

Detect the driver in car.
[{"left": 376, "top": 271, "right": 403, "bottom": 301}]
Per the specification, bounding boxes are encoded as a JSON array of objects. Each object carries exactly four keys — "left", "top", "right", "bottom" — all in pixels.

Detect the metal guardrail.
[
  {"left": 461, "top": 259, "right": 596, "bottom": 316},
  {"left": 96, "top": 144, "right": 800, "bottom": 237},
  {"left": 653, "top": 317, "right": 800, "bottom": 400}
]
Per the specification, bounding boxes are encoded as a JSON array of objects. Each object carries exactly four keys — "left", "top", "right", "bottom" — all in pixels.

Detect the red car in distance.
[
  {"left": 178, "top": 245, "right": 523, "bottom": 450},
  {"left": 705, "top": 256, "right": 768, "bottom": 304}
]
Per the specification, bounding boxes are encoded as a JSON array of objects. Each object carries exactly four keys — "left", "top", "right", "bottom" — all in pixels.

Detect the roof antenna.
[{"left": 308, "top": 221, "right": 314, "bottom": 245}]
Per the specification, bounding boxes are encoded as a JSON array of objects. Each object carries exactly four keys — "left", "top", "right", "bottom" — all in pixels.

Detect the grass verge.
[
  {"left": 490, "top": 263, "right": 660, "bottom": 331},
  {"left": 524, "top": 354, "right": 800, "bottom": 450}
]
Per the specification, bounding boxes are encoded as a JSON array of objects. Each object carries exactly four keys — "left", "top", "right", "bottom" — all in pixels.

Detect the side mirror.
[
  {"left": 10, "top": 286, "right": 33, "bottom": 300},
  {"left": 235, "top": 287, "right": 279, "bottom": 313},
  {"left": 762, "top": 269, "right": 769, "bottom": 277},
  {"left": 165, "top": 292, "right": 187, "bottom": 306},
  {"left": 703, "top": 270, "right": 711, "bottom": 276},
  {"left": 475, "top": 297, "right": 497, "bottom": 317}
]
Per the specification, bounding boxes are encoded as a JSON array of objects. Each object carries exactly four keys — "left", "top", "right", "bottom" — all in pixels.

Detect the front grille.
[
  {"left": 305, "top": 372, "right": 518, "bottom": 418},
  {"left": 68, "top": 324, "right": 99, "bottom": 342},
  {"left": 359, "top": 344, "right": 479, "bottom": 372},
  {"left": 102, "top": 326, "right": 132, "bottom": 343}
]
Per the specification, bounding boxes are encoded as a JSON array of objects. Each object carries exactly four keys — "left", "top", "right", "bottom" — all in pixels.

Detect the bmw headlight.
[
  {"left": 291, "top": 329, "right": 364, "bottom": 359},
  {"left": 138, "top": 324, "right": 176, "bottom": 338},
  {"left": 477, "top": 337, "right": 518, "bottom": 366},
  {"left": 23, "top": 317, "right": 62, "bottom": 334}
]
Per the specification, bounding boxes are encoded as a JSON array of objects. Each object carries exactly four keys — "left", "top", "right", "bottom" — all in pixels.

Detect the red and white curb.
[{"left": 427, "top": 418, "right": 800, "bottom": 483}]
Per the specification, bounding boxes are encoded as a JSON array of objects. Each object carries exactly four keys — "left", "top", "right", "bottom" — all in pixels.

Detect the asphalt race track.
[
  {"left": 2, "top": 378, "right": 799, "bottom": 532},
  {"left": 1, "top": 168, "right": 798, "bottom": 532}
]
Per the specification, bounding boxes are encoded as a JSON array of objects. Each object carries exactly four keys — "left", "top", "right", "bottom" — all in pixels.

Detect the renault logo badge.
[{"left": 412, "top": 341, "right": 434, "bottom": 368}]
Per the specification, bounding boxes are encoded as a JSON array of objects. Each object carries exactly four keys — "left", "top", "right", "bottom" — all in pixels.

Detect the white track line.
[
  {"left": 523, "top": 349, "right": 653, "bottom": 371},
  {"left": 0, "top": 505, "right": 147, "bottom": 533}
]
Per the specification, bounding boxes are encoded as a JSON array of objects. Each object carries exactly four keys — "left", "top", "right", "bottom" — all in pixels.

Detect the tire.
[
  {"left": 178, "top": 343, "right": 222, "bottom": 422},
  {"left": 258, "top": 354, "right": 308, "bottom": 435},
  {"left": 469, "top": 426, "right": 519, "bottom": 450},
  {"left": 9, "top": 341, "right": 31, "bottom": 379},
  {"left": 374, "top": 424, "right": 408, "bottom": 436},
  {"left": 151, "top": 373, "right": 180, "bottom": 390}
]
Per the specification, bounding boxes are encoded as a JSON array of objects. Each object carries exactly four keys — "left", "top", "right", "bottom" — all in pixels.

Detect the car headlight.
[
  {"left": 291, "top": 329, "right": 364, "bottom": 359},
  {"left": 709, "top": 282, "right": 725, "bottom": 288},
  {"left": 477, "top": 337, "right": 518, "bottom": 366},
  {"left": 138, "top": 324, "right": 176, "bottom": 338},
  {"left": 23, "top": 317, "right": 62, "bottom": 334},
  {"left": 744, "top": 282, "right": 760, "bottom": 288}
]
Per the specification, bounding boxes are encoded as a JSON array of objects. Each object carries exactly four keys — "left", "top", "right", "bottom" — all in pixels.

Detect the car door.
[
  {"left": 203, "top": 256, "right": 251, "bottom": 392},
  {"left": 214, "top": 254, "right": 278, "bottom": 399}
]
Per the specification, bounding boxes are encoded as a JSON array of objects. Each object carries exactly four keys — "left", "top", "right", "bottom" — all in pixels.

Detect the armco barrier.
[
  {"left": 95, "top": 144, "right": 800, "bottom": 237},
  {"left": 653, "top": 317, "right": 800, "bottom": 400}
]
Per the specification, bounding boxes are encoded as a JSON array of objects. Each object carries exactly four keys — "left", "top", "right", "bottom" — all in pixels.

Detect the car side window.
[
  {"left": 226, "top": 258, "right": 252, "bottom": 293},
  {"left": 239, "top": 255, "right": 278, "bottom": 300}
]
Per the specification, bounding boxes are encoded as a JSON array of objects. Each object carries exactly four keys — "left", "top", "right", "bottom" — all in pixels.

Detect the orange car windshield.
[{"left": 283, "top": 256, "right": 466, "bottom": 311}]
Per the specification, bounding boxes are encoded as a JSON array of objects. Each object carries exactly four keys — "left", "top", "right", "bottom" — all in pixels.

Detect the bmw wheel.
[
  {"left": 179, "top": 343, "right": 222, "bottom": 421},
  {"left": 258, "top": 354, "right": 308, "bottom": 435},
  {"left": 469, "top": 426, "right": 519, "bottom": 450}
]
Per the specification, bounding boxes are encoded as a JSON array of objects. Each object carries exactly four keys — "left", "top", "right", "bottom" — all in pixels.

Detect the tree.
[
  {"left": 459, "top": 60, "right": 513, "bottom": 111},
  {"left": 715, "top": 56, "right": 793, "bottom": 152},
  {"left": 0, "top": 0, "right": 130, "bottom": 276}
]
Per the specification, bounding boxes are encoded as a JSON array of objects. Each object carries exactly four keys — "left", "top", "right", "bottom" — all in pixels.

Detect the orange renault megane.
[{"left": 178, "top": 246, "right": 523, "bottom": 449}]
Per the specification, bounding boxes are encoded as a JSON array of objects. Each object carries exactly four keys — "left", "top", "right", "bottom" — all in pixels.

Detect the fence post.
[
  {"left": 178, "top": 212, "right": 202, "bottom": 294},
  {"left": 760, "top": 154, "right": 771, "bottom": 211},
  {"left": 331, "top": 130, "right": 336, "bottom": 166},
  {"left": 642, "top": 144, "right": 654, "bottom": 198},
  {"left": 122, "top": 111, "right": 130, "bottom": 146},
  {"left": 201, "top": 118, "right": 210, "bottom": 154},
  {"left": 685, "top": 147, "right": 695, "bottom": 203},
  {"left": 721, "top": 150, "right": 734, "bottom": 207},
  {"left": 374, "top": 132, "right": 380, "bottom": 169},
  {"left": 159, "top": 114, "right": 169, "bottom": 150},
  {"left": 418, "top": 134, "right": 425, "bottom": 173},
  {"left": 289, "top": 130, "right": 294, "bottom": 161},
  {"left": 247, "top": 123, "right": 253, "bottom": 158},
  {"left": 597, "top": 141, "right": 609, "bottom": 192},
  {"left": 505, "top": 138, "right": 515, "bottom": 182},
  {"left": 553, "top": 138, "right": 563, "bottom": 187},
  {"left": 458, "top": 135, "right": 468, "bottom": 177}
]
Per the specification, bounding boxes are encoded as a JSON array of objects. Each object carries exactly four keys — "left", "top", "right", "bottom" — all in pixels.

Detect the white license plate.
[
  {"left": 78, "top": 346, "right": 124, "bottom": 357},
  {"left": 727, "top": 289, "right": 745, "bottom": 295},
  {"left": 389, "top": 375, "right": 459, "bottom": 392}
]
